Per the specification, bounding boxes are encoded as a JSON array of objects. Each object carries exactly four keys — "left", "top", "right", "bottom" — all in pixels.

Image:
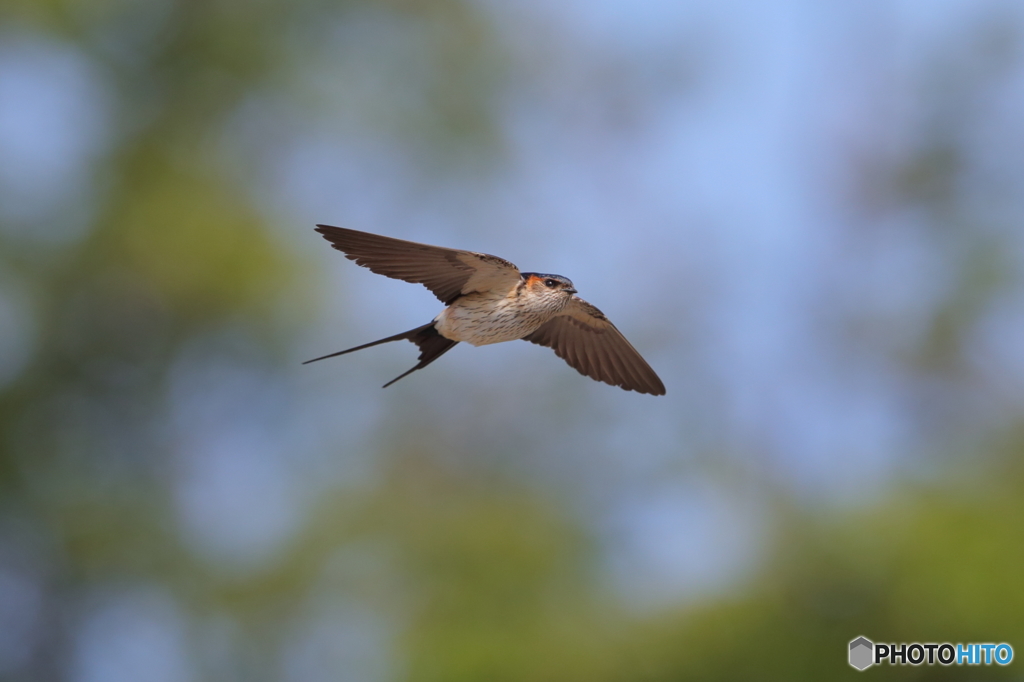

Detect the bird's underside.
[{"left": 306, "top": 225, "right": 666, "bottom": 395}]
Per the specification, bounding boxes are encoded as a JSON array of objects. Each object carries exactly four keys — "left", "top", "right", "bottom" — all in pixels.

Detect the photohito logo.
[{"left": 848, "top": 636, "right": 1013, "bottom": 670}]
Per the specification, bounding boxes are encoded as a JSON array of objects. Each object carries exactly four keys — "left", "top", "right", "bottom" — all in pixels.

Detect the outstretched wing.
[
  {"left": 314, "top": 225, "right": 521, "bottom": 305},
  {"left": 524, "top": 297, "right": 666, "bottom": 395}
]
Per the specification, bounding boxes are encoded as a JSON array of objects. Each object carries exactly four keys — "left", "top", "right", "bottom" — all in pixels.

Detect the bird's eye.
[{"left": 544, "top": 279, "right": 558, "bottom": 288}]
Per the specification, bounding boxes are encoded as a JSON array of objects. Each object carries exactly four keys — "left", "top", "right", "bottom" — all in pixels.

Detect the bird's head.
[{"left": 522, "top": 272, "right": 577, "bottom": 300}]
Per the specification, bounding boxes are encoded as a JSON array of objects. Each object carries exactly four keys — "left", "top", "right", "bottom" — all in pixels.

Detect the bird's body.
[
  {"left": 435, "top": 274, "right": 572, "bottom": 346},
  {"left": 306, "top": 226, "right": 665, "bottom": 395}
]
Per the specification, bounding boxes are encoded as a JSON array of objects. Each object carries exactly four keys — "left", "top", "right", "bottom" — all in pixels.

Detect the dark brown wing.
[
  {"left": 524, "top": 297, "right": 666, "bottom": 395},
  {"left": 315, "top": 225, "right": 521, "bottom": 305}
]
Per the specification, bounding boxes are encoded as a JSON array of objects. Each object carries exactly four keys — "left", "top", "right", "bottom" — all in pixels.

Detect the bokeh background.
[{"left": 2, "top": 0, "right": 1024, "bottom": 679}]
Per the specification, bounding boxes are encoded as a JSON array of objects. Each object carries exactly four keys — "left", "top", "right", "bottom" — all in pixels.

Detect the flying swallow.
[{"left": 305, "top": 226, "right": 665, "bottom": 395}]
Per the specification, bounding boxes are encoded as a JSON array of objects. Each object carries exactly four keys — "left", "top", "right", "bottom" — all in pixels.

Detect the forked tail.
[{"left": 303, "top": 322, "right": 458, "bottom": 388}]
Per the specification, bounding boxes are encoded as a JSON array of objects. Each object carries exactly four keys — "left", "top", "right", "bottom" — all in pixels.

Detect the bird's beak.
[{"left": 565, "top": 288, "right": 577, "bottom": 295}]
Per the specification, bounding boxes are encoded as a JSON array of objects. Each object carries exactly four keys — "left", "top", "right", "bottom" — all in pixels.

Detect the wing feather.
[
  {"left": 523, "top": 297, "right": 666, "bottom": 395},
  {"left": 314, "top": 225, "right": 521, "bottom": 304}
]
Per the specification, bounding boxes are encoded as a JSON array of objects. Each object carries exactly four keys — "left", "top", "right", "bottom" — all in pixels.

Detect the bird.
[{"left": 304, "top": 225, "right": 666, "bottom": 395}]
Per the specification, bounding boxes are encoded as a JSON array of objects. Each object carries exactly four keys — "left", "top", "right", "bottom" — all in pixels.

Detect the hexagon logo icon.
[{"left": 849, "top": 636, "right": 874, "bottom": 670}]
